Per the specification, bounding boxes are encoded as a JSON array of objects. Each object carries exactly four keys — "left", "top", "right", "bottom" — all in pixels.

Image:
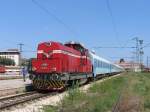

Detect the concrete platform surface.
[
  {"left": 0, "top": 78, "right": 31, "bottom": 90},
  {"left": 0, "top": 74, "right": 21, "bottom": 78}
]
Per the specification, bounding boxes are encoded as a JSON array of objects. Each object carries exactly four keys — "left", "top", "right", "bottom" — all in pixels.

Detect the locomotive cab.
[
  {"left": 64, "top": 41, "right": 88, "bottom": 56},
  {"left": 64, "top": 41, "right": 91, "bottom": 67}
]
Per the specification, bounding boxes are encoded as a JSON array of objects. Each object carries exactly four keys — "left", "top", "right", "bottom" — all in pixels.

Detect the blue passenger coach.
[{"left": 89, "top": 52, "right": 123, "bottom": 78}]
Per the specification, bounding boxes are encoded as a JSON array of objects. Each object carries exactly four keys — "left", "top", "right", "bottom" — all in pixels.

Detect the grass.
[
  {"left": 87, "top": 76, "right": 126, "bottom": 112},
  {"left": 43, "top": 105, "right": 57, "bottom": 112},
  {"left": 43, "top": 72, "right": 150, "bottom": 112}
]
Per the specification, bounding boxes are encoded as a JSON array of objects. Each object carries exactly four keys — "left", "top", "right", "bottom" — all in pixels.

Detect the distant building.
[
  {"left": 115, "top": 60, "right": 142, "bottom": 72},
  {"left": 0, "top": 49, "right": 20, "bottom": 66}
]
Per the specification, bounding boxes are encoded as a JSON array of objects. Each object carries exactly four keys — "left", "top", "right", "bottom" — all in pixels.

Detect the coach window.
[
  {"left": 95, "top": 60, "right": 98, "bottom": 67},
  {"left": 100, "top": 61, "right": 102, "bottom": 67},
  {"left": 80, "top": 48, "right": 85, "bottom": 55},
  {"left": 106, "top": 63, "right": 108, "bottom": 68},
  {"left": 95, "top": 60, "right": 97, "bottom": 67},
  {"left": 104, "top": 63, "right": 106, "bottom": 68}
]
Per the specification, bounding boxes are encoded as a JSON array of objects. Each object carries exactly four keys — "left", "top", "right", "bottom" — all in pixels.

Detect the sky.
[{"left": 0, "top": 0, "right": 150, "bottom": 64}]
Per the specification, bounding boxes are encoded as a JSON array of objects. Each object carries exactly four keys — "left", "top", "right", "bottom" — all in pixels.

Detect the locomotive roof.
[
  {"left": 64, "top": 41, "right": 85, "bottom": 49},
  {"left": 40, "top": 41, "right": 62, "bottom": 44}
]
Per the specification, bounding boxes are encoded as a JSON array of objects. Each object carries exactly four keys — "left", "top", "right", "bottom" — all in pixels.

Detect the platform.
[
  {"left": 0, "top": 73, "right": 29, "bottom": 80},
  {"left": 0, "top": 78, "right": 31, "bottom": 90}
]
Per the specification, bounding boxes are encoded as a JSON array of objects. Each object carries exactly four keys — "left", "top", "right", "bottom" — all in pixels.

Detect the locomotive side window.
[{"left": 73, "top": 45, "right": 85, "bottom": 54}]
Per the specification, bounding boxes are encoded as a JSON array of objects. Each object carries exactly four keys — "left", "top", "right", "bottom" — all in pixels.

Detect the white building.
[{"left": 0, "top": 49, "right": 20, "bottom": 66}]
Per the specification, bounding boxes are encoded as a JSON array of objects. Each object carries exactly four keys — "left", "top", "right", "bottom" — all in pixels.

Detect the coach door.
[{"left": 81, "top": 49, "right": 88, "bottom": 73}]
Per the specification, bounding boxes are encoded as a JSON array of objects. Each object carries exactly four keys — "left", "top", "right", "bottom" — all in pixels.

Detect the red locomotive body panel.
[{"left": 32, "top": 41, "right": 92, "bottom": 74}]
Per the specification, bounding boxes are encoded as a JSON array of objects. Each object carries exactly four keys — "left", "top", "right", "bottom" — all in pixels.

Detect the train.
[
  {"left": 28, "top": 41, "right": 124, "bottom": 90},
  {"left": 0, "top": 65, "right": 6, "bottom": 73}
]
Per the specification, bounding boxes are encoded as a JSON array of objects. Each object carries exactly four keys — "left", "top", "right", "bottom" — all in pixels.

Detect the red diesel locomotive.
[{"left": 29, "top": 41, "right": 93, "bottom": 90}]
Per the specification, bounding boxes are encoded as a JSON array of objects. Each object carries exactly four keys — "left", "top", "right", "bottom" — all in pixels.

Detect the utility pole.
[
  {"left": 18, "top": 43, "right": 24, "bottom": 66},
  {"left": 147, "top": 56, "right": 150, "bottom": 68},
  {"left": 132, "top": 37, "right": 139, "bottom": 64},
  {"left": 139, "top": 40, "right": 144, "bottom": 71},
  {"left": 136, "top": 37, "right": 139, "bottom": 64},
  {"left": 132, "top": 37, "right": 144, "bottom": 72},
  {"left": 132, "top": 37, "right": 139, "bottom": 72}
]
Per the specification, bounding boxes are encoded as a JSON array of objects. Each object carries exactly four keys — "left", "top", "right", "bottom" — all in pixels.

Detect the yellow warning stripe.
[
  {"left": 54, "top": 80, "right": 59, "bottom": 88},
  {"left": 32, "top": 79, "right": 65, "bottom": 89},
  {"left": 48, "top": 80, "right": 53, "bottom": 88}
]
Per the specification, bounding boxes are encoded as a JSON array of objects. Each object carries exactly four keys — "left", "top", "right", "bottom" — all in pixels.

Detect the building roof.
[{"left": 0, "top": 49, "right": 20, "bottom": 54}]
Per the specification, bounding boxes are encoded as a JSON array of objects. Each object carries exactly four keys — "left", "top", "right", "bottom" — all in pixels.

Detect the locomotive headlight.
[
  {"left": 51, "top": 67, "right": 56, "bottom": 71},
  {"left": 37, "top": 50, "right": 43, "bottom": 54},
  {"left": 32, "top": 67, "right": 37, "bottom": 71}
]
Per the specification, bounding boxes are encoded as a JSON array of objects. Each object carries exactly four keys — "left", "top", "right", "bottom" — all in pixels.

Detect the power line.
[
  {"left": 122, "top": 37, "right": 136, "bottom": 48},
  {"left": 110, "top": 57, "right": 134, "bottom": 59},
  {"left": 32, "top": 0, "right": 78, "bottom": 37},
  {"left": 92, "top": 46, "right": 135, "bottom": 49},
  {"left": 142, "top": 42, "right": 150, "bottom": 48},
  {"left": 106, "top": 0, "right": 121, "bottom": 46},
  {"left": 22, "top": 50, "right": 36, "bottom": 52}
]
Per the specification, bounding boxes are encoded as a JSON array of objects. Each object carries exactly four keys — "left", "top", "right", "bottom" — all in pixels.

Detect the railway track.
[
  {"left": 111, "top": 73, "right": 128, "bottom": 112},
  {"left": 0, "top": 73, "right": 123, "bottom": 111},
  {"left": 0, "top": 91, "right": 55, "bottom": 110}
]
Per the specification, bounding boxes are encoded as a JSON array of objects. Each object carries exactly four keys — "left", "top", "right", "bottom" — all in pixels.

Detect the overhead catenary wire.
[
  {"left": 106, "top": 0, "right": 121, "bottom": 46},
  {"left": 110, "top": 56, "right": 134, "bottom": 59},
  {"left": 122, "top": 38, "right": 135, "bottom": 48},
  {"left": 142, "top": 42, "right": 150, "bottom": 48},
  {"left": 92, "top": 46, "right": 136, "bottom": 49},
  {"left": 22, "top": 50, "right": 36, "bottom": 52},
  {"left": 32, "top": 0, "right": 78, "bottom": 37}
]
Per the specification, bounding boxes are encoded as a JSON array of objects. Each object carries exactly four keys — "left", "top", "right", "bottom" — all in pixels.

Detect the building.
[
  {"left": 115, "top": 61, "right": 142, "bottom": 72},
  {"left": 0, "top": 49, "right": 20, "bottom": 66}
]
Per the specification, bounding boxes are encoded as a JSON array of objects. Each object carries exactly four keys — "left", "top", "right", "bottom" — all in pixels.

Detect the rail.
[
  {"left": 0, "top": 91, "right": 56, "bottom": 110},
  {"left": 111, "top": 73, "right": 128, "bottom": 112}
]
